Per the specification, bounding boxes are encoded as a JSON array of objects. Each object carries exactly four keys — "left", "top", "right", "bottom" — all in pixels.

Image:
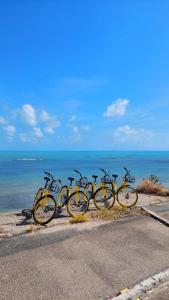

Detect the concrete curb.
[
  {"left": 110, "top": 269, "right": 169, "bottom": 300},
  {"left": 141, "top": 207, "right": 169, "bottom": 227}
]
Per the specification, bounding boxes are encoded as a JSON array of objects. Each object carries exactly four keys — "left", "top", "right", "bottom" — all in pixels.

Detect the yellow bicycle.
[
  {"left": 94, "top": 167, "right": 138, "bottom": 209},
  {"left": 66, "top": 170, "right": 89, "bottom": 217},
  {"left": 33, "top": 170, "right": 89, "bottom": 224},
  {"left": 33, "top": 173, "right": 60, "bottom": 225},
  {"left": 84, "top": 169, "right": 115, "bottom": 209}
]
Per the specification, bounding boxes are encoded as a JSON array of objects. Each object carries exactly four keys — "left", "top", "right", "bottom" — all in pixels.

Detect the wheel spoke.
[
  {"left": 33, "top": 196, "right": 56, "bottom": 225},
  {"left": 117, "top": 186, "right": 138, "bottom": 207},
  {"left": 67, "top": 192, "right": 89, "bottom": 217},
  {"left": 94, "top": 188, "right": 115, "bottom": 210}
]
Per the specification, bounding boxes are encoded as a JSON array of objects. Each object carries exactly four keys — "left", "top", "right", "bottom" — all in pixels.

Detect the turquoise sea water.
[{"left": 0, "top": 151, "right": 169, "bottom": 212}]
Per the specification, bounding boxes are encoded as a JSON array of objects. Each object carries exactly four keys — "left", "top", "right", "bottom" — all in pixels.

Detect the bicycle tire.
[
  {"left": 34, "top": 188, "right": 44, "bottom": 204},
  {"left": 84, "top": 182, "right": 93, "bottom": 200},
  {"left": 33, "top": 194, "right": 56, "bottom": 225},
  {"left": 67, "top": 191, "right": 89, "bottom": 217},
  {"left": 116, "top": 186, "right": 138, "bottom": 208},
  {"left": 94, "top": 187, "right": 115, "bottom": 210},
  {"left": 58, "top": 185, "right": 68, "bottom": 207}
]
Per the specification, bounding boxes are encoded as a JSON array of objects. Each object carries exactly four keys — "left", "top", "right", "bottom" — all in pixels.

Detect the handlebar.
[
  {"left": 123, "top": 167, "right": 130, "bottom": 176},
  {"left": 73, "top": 169, "right": 83, "bottom": 179},
  {"left": 44, "top": 171, "right": 62, "bottom": 185},
  {"left": 44, "top": 171, "right": 54, "bottom": 180},
  {"left": 99, "top": 168, "right": 110, "bottom": 176}
]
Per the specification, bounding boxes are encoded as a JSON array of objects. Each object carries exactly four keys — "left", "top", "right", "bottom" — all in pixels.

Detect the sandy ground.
[{"left": 0, "top": 193, "right": 169, "bottom": 238}]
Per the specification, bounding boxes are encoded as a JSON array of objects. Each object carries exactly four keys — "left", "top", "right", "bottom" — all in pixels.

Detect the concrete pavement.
[
  {"left": 144, "top": 280, "right": 169, "bottom": 300},
  {"left": 0, "top": 214, "right": 169, "bottom": 300}
]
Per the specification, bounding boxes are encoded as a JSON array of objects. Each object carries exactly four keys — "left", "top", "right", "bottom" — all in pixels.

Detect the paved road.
[
  {"left": 146, "top": 202, "right": 169, "bottom": 221},
  {"left": 0, "top": 215, "right": 169, "bottom": 300},
  {"left": 144, "top": 281, "right": 169, "bottom": 300}
]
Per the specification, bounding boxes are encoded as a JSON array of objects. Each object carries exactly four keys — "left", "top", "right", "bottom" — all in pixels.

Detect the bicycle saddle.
[
  {"left": 92, "top": 175, "right": 98, "bottom": 179},
  {"left": 112, "top": 174, "right": 118, "bottom": 179},
  {"left": 68, "top": 177, "right": 74, "bottom": 181},
  {"left": 44, "top": 177, "right": 50, "bottom": 181}
]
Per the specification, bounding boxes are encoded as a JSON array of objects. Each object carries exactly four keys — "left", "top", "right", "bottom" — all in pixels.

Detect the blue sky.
[{"left": 0, "top": 0, "right": 169, "bottom": 150}]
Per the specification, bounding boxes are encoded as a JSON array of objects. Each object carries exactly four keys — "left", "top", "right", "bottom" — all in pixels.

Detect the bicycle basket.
[
  {"left": 76, "top": 178, "right": 88, "bottom": 188},
  {"left": 125, "top": 174, "right": 135, "bottom": 183},
  {"left": 49, "top": 182, "right": 59, "bottom": 192},
  {"left": 101, "top": 175, "right": 112, "bottom": 184}
]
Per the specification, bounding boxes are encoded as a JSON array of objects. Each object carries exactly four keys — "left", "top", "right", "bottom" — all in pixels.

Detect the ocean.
[{"left": 0, "top": 151, "right": 169, "bottom": 212}]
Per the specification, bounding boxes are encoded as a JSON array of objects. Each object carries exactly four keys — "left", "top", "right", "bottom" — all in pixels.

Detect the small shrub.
[
  {"left": 136, "top": 176, "right": 169, "bottom": 196},
  {"left": 70, "top": 214, "right": 89, "bottom": 224},
  {"left": 146, "top": 174, "right": 161, "bottom": 185}
]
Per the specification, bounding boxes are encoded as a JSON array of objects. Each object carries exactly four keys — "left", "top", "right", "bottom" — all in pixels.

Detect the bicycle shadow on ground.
[{"left": 15, "top": 210, "right": 69, "bottom": 227}]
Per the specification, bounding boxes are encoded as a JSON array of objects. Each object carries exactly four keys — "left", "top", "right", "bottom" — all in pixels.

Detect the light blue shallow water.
[{"left": 0, "top": 151, "right": 169, "bottom": 212}]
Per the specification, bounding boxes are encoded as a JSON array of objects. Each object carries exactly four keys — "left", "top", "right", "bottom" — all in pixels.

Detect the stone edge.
[{"left": 110, "top": 269, "right": 169, "bottom": 300}]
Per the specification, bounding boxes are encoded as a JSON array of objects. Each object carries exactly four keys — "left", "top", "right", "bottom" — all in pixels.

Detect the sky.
[{"left": 0, "top": 0, "right": 169, "bottom": 150}]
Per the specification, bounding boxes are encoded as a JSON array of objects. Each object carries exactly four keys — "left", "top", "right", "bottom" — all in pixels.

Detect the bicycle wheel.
[
  {"left": 94, "top": 187, "right": 115, "bottom": 210},
  {"left": 67, "top": 191, "right": 89, "bottom": 217},
  {"left": 34, "top": 188, "right": 44, "bottom": 204},
  {"left": 58, "top": 185, "right": 68, "bottom": 207},
  {"left": 84, "top": 182, "right": 93, "bottom": 200},
  {"left": 33, "top": 194, "right": 56, "bottom": 225},
  {"left": 117, "top": 186, "right": 138, "bottom": 208}
]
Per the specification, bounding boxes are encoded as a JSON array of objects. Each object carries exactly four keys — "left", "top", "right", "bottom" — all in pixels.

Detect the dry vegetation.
[
  {"left": 136, "top": 175, "right": 169, "bottom": 196},
  {"left": 0, "top": 227, "right": 5, "bottom": 234},
  {"left": 90, "top": 206, "right": 131, "bottom": 221},
  {"left": 70, "top": 214, "right": 89, "bottom": 224}
]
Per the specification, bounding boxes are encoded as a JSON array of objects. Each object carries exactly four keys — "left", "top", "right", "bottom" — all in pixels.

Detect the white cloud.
[
  {"left": 19, "top": 133, "right": 30, "bottom": 143},
  {"left": 103, "top": 98, "right": 129, "bottom": 118},
  {"left": 3, "top": 125, "right": 16, "bottom": 137},
  {"left": 21, "top": 104, "right": 37, "bottom": 126},
  {"left": 71, "top": 126, "right": 80, "bottom": 133},
  {"left": 33, "top": 127, "right": 43, "bottom": 138},
  {"left": 44, "top": 127, "right": 55, "bottom": 134},
  {"left": 68, "top": 115, "right": 77, "bottom": 122},
  {"left": 82, "top": 125, "right": 90, "bottom": 131},
  {"left": 114, "top": 125, "right": 153, "bottom": 143},
  {"left": 40, "top": 110, "right": 60, "bottom": 129},
  {"left": 40, "top": 110, "right": 51, "bottom": 122},
  {"left": 0, "top": 116, "right": 7, "bottom": 125}
]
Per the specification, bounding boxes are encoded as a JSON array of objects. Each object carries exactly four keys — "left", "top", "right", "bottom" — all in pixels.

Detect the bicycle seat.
[
  {"left": 44, "top": 177, "right": 50, "bottom": 181},
  {"left": 92, "top": 175, "right": 98, "bottom": 179},
  {"left": 112, "top": 174, "right": 118, "bottom": 179},
  {"left": 68, "top": 177, "right": 74, "bottom": 182}
]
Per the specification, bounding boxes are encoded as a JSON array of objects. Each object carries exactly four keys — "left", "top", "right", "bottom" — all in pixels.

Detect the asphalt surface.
[
  {"left": 147, "top": 202, "right": 169, "bottom": 221},
  {"left": 0, "top": 214, "right": 169, "bottom": 300},
  {"left": 145, "top": 281, "right": 169, "bottom": 300}
]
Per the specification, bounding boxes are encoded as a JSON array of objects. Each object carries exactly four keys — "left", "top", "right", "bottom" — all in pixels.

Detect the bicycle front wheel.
[
  {"left": 117, "top": 186, "right": 138, "bottom": 208},
  {"left": 33, "top": 195, "right": 56, "bottom": 225},
  {"left": 67, "top": 191, "right": 89, "bottom": 217},
  {"left": 34, "top": 188, "right": 44, "bottom": 205},
  {"left": 94, "top": 187, "right": 115, "bottom": 210}
]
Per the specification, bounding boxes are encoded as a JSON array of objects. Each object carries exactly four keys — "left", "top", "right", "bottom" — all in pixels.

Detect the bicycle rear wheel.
[
  {"left": 67, "top": 191, "right": 89, "bottom": 217},
  {"left": 117, "top": 186, "right": 138, "bottom": 208},
  {"left": 33, "top": 195, "right": 56, "bottom": 225},
  {"left": 94, "top": 187, "right": 115, "bottom": 210},
  {"left": 84, "top": 182, "right": 93, "bottom": 200},
  {"left": 58, "top": 185, "right": 68, "bottom": 207}
]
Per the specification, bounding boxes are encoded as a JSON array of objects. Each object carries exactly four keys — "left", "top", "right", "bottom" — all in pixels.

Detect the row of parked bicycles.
[{"left": 22, "top": 167, "right": 138, "bottom": 225}]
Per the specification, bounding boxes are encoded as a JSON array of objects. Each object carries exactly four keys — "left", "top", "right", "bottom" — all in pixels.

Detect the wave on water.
[{"left": 16, "top": 158, "right": 43, "bottom": 161}]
